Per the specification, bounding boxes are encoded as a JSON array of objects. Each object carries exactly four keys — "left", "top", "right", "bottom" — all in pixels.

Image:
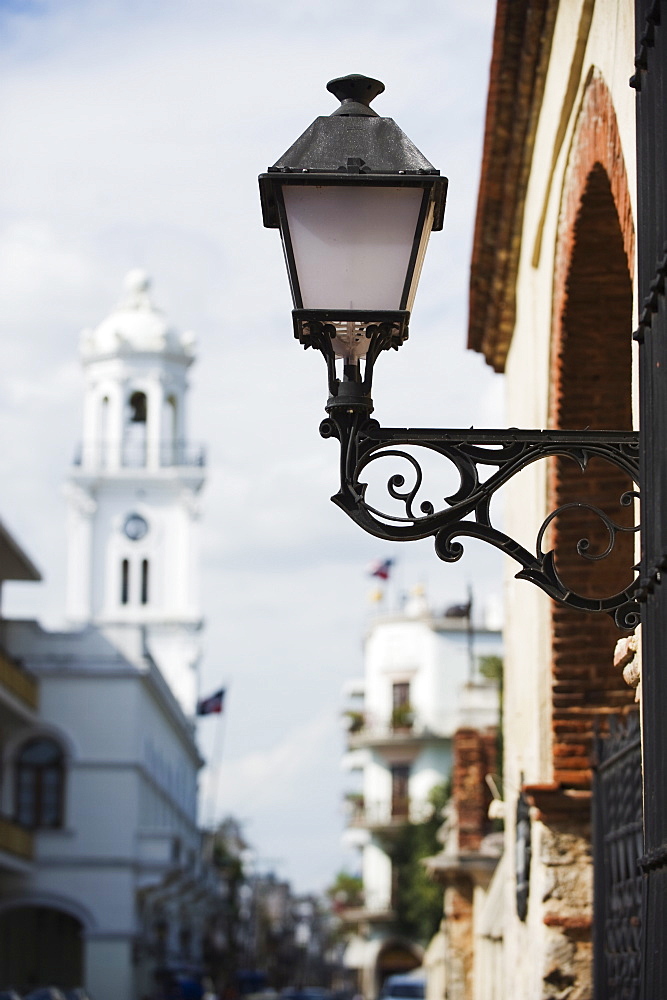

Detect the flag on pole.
[
  {"left": 197, "top": 688, "right": 225, "bottom": 716},
  {"left": 367, "top": 557, "right": 394, "bottom": 580}
]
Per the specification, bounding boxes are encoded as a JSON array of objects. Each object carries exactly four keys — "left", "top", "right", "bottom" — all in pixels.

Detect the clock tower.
[{"left": 65, "top": 270, "right": 205, "bottom": 713}]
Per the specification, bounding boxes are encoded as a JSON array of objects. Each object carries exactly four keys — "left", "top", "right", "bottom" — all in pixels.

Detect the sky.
[{"left": 0, "top": 0, "right": 504, "bottom": 892}]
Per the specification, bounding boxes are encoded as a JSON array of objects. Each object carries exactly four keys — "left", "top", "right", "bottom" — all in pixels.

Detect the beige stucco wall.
[{"left": 499, "top": 1, "right": 637, "bottom": 996}]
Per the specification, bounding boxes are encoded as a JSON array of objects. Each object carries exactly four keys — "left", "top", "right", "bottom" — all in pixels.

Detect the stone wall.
[{"left": 540, "top": 821, "right": 593, "bottom": 1000}]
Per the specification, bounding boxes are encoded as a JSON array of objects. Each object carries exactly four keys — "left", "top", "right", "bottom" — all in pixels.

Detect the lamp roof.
[
  {"left": 260, "top": 75, "right": 446, "bottom": 230},
  {"left": 269, "top": 73, "right": 438, "bottom": 175},
  {"left": 271, "top": 115, "right": 438, "bottom": 174}
]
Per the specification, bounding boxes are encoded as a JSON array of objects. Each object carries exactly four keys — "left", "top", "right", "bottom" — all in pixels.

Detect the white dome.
[{"left": 80, "top": 270, "right": 195, "bottom": 362}]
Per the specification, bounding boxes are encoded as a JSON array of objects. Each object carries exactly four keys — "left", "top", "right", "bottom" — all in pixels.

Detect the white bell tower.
[{"left": 65, "top": 270, "right": 205, "bottom": 713}]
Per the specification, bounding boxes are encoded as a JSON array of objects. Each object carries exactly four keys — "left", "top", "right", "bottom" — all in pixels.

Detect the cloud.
[
  {"left": 0, "top": 0, "right": 502, "bottom": 891},
  {"left": 199, "top": 708, "right": 347, "bottom": 888},
  {"left": 215, "top": 710, "right": 337, "bottom": 812}
]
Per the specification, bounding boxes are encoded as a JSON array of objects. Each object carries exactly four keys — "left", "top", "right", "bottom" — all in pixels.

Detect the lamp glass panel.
[{"left": 282, "top": 185, "right": 425, "bottom": 311}]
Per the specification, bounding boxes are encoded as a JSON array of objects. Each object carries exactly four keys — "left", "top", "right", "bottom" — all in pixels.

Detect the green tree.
[
  {"left": 327, "top": 870, "right": 364, "bottom": 911},
  {"left": 388, "top": 781, "right": 449, "bottom": 943},
  {"left": 478, "top": 654, "right": 502, "bottom": 681}
]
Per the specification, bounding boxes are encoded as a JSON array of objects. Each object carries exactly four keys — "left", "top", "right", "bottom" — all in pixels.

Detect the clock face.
[{"left": 123, "top": 513, "right": 148, "bottom": 541}]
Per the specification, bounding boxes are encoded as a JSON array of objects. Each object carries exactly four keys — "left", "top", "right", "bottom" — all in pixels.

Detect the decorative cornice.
[
  {"left": 523, "top": 781, "right": 591, "bottom": 821},
  {"left": 424, "top": 850, "right": 500, "bottom": 888},
  {"left": 468, "top": 0, "right": 559, "bottom": 371}
]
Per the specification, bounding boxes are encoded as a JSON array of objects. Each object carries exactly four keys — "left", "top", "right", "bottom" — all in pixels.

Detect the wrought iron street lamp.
[
  {"left": 259, "top": 74, "right": 447, "bottom": 414},
  {"left": 260, "top": 75, "right": 640, "bottom": 629}
]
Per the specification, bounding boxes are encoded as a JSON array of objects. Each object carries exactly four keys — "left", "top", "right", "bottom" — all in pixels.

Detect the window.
[
  {"left": 390, "top": 764, "right": 410, "bottom": 819},
  {"left": 391, "top": 682, "right": 413, "bottom": 730},
  {"left": 121, "top": 559, "right": 129, "bottom": 604},
  {"left": 15, "top": 738, "right": 65, "bottom": 828},
  {"left": 392, "top": 682, "right": 410, "bottom": 708},
  {"left": 141, "top": 559, "right": 149, "bottom": 605},
  {"left": 129, "top": 391, "right": 147, "bottom": 423}
]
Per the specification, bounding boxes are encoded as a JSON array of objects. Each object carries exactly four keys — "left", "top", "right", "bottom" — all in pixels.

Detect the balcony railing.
[
  {"left": 345, "top": 798, "right": 434, "bottom": 829},
  {"left": 0, "top": 816, "right": 33, "bottom": 861},
  {"left": 0, "top": 648, "right": 38, "bottom": 710},
  {"left": 345, "top": 714, "right": 447, "bottom": 748},
  {"left": 73, "top": 441, "right": 206, "bottom": 469},
  {"left": 339, "top": 902, "right": 395, "bottom": 924}
]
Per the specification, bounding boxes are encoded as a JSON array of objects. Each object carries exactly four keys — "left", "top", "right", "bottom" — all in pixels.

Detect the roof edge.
[
  {"left": 467, "top": 0, "right": 558, "bottom": 372},
  {"left": 0, "top": 520, "right": 41, "bottom": 583}
]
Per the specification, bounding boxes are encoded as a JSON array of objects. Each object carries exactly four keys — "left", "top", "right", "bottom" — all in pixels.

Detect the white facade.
[
  {"left": 342, "top": 589, "right": 501, "bottom": 996},
  {"left": 0, "top": 621, "right": 205, "bottom": 1000},
  {"left": 0, "top": 273, "right": 213, "bottom": 1000}
]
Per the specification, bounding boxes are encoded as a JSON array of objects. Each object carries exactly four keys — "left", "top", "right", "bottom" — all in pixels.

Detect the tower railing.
[{"left": 73, "top": 441, "right": 206, "bottom": 469}]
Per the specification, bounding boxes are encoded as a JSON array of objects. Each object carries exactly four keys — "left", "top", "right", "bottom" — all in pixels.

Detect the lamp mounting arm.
[{"left": 320, "top": 410, "right": 641, "bottom": 629}]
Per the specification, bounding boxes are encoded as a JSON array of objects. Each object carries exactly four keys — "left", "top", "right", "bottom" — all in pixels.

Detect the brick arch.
[
  {"left": 552, "top": 68, "right": 635, "bottom": 334},
  {"left": 548, "top": 70, "right": 636, "bottom": 790},
  {"left": 551, "top": 69, "right": 634, "bottom": 431}
]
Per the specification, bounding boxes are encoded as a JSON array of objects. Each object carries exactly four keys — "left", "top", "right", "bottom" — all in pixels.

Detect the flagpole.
[
  {"left": 206, "top": 709, "right": 227, "bottom": 829},
  {"left": 197, "top": 687, "right": 227, "bottom": 829}
]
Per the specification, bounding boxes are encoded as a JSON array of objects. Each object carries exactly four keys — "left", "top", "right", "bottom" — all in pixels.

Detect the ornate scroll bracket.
[{"left": 320, "top": 412, "right": 640, "bottom": 628}]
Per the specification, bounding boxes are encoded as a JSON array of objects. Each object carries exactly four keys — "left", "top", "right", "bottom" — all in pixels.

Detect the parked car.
[
  {"left": 154, "top": 966, "right": 210, "bottom": 1000},
  {"left": 379, "top": 974, "right": 425, "bottom": 1000},
  {"left": 23, "top": 990, "right": 67, "bottom": 1000},
  {"left": 281, "top": 990, "right": 331, "bottom": 1000}
]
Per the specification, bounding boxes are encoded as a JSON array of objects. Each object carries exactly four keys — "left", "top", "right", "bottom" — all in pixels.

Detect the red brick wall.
[
  {"left": 453, "top": 726, "right": 498, "bottom": 851},
  {"left": 548, "top": 71, "right": 636, "bottom": 790}
]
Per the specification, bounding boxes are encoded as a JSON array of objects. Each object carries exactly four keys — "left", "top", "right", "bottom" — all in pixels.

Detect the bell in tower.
[{"left": 125, "top": 390, "right": 148, "bottom": 466}]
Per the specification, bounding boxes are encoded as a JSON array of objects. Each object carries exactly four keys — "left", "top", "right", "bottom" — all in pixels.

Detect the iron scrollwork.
[{"left": 319, "top": 409, "right": 640, "bottom": 628}]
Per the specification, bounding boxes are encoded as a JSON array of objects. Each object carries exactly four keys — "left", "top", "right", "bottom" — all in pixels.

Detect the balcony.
[
  {"left": 0, "top": 647, "right": 38, "bottom": 711},
  {"left": 73, "top": 441, "right": 206, "bottom": 469},
  {"left": 0, "top": 816, "right": 34, "bottom": 863},
  {"left": 344, "top": 713, "right": 449, "bottom": 752},
  {"left": 338, "top": 903, "right": 395, "bottom": 925},
  {"left": 344, "top": 796, "right": 435, "bottom": 832}
]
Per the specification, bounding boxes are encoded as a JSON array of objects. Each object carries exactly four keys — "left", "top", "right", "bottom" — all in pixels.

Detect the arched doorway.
[
  {"left": 0, "top": 906, "right": 83, "bottom": 989},
  {"left": 375, "top": 940, "right": 421, "bottom": 994}
]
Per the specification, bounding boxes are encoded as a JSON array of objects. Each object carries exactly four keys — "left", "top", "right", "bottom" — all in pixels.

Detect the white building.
[
  {"left": 341, "top": 589, "right": 501, "bottom": 998},
  {"left": 0, "top": 523, "right": 42, "bottom": 879},
  {"left": 67, "top": 268, "right": 205, "bottom": 715},
  {"left": 0, "top": 273, "right": 213, "bottom": 1000}
]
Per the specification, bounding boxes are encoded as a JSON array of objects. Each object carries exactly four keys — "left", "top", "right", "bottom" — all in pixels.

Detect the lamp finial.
[{"left": 327, "top": 74, "right": 384, "bottom": 117}]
